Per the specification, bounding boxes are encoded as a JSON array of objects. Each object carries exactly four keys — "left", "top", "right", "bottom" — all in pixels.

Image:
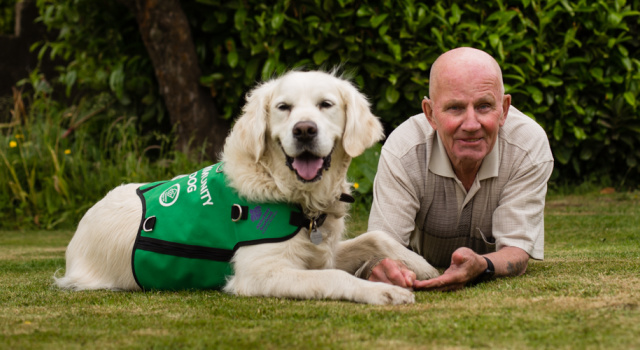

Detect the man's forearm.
[{"left": 484, "top": 246, "right": 530, "bottom": 277}]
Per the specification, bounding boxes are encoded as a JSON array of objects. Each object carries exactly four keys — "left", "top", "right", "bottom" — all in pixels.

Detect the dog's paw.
[
  {"left": 402, "top": 254, "right": 440, "bottom": 280},
  {"left": 414, "top": 263, "right": 440, "bottom": 280},
  {"left": 364, "top": 284, "right": 415, "bottom": 305}
]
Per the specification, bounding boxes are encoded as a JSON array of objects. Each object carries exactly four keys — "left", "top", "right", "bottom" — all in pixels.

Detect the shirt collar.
[{"left": 429, "top": 132, "right": 500, "bottom": 181}]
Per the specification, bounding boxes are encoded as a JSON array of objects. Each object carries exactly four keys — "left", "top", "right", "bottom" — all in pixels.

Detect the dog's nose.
[{"left": 293, "top": 121, "right": 318, "bottom": 142}]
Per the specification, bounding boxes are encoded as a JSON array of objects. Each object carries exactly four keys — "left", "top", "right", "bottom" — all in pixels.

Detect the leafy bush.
[
  {"left": 347, "top": 142, "right": 381, "bottom": 220},
  {"left": 34, "top": 0, "right": 640, "bottom": 188},
  {"left": 190, "top": 0, "right": 640, "bottom": 187},
  {"left": 0, "top": 71, "right": 207, "bottom": 229},
  {"left": 0, "top": 0, "right": 17, "bottom": 35},
  {"left": 34, "top": 0, "right": 164, "bottom": 123},
  {"left": 8, "top": 0, "right": 638, "bottom": 229}
]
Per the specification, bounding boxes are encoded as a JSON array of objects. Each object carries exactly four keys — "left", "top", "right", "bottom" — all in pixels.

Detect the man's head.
[{"left": 422, "top": 47, "right": 511, "bottom": 179}]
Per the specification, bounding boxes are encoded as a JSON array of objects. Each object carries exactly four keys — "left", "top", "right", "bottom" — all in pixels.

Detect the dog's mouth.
[{"left": 283, "top": 149, "right": 332, "bottom": 183}]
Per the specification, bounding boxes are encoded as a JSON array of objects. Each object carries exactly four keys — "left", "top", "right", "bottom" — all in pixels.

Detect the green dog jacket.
[{"left": 131, "top": 163, "right": 314, "bottom": 290}]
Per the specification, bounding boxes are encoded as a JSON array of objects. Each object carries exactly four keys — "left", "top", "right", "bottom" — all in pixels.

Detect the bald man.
[{"left": 360, "top": 47, "right": 554, "bottom": 291}]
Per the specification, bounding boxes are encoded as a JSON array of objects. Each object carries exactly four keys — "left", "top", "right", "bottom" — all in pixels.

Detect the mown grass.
[{"left": 1, "top": 191, "right": 639, "bottom": 349}]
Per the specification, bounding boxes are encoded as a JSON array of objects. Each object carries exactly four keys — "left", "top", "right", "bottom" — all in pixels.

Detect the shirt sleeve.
[
  {"left": 492, "top": 159, "right": 554, "bottom": 260},
  {"left": 367, "top": 148, "right": 421, "bottom": 247}
]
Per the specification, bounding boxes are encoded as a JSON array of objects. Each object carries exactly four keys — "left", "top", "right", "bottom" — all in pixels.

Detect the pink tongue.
[{"left": 292, "top": 157, "right": 324, "bottom": 180}]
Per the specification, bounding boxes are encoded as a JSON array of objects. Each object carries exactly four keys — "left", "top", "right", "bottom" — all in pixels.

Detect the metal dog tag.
[{"left": 310, "top": 227, "right": 323, "bottom": 245}]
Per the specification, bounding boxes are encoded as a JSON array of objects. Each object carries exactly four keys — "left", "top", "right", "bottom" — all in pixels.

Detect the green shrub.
[
  {"left": 33, "top": 0, "right": 640, "bottom": 188},
  {"left": 190, "top": 0, "right": 640, "bottom": 186},
  {"left": 0, "top": 71, "right": 207, "bottom": 229},
  {"left": 10, "top": 0, "right": 638, "bottom": 230},
  {"left": 34, "top": 0, "right": 164, "bottom": 123},
  {"left": 0, "top": 0, "right": 17, "bottom": 35}
]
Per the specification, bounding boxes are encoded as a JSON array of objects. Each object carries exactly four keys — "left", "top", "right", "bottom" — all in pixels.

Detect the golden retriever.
[{"left": 55, "top": 71, "right": 439, "bottom": 304}]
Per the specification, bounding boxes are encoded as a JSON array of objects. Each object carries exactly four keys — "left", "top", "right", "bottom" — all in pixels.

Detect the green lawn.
[{"left": 1, "top": 192, "right": 639, "bottom": 349}]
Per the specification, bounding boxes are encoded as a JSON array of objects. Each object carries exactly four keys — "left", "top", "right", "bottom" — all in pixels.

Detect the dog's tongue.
[{"left": 292, "top": 156, "right": 324, "bottom": 181}]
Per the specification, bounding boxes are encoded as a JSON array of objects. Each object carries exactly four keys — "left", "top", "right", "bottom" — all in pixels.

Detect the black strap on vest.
[{"left": 230, "top": 205, "right": 249, "bottom": 221}]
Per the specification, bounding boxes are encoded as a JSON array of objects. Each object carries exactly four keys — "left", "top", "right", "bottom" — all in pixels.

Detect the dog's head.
[{"left": 232, "top": 71, "right": 384, "bottom": 183}]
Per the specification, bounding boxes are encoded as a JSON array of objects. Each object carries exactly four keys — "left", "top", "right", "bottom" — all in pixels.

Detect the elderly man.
[{"left": 360, "top": 47, "right": 553, "bottom": 291}]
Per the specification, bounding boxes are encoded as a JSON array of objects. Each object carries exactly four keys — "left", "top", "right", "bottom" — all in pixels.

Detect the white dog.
[{"left": 55, "top": 71, "right": 439, "bottom": 304}]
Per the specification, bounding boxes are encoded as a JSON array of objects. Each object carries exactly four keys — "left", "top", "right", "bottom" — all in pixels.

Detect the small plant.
[
  {"left": 0, "top": 71, "right": 207, "bottom": 230},
  {"left": 347, "top": 142, "right": 381, "bottom": 218}
]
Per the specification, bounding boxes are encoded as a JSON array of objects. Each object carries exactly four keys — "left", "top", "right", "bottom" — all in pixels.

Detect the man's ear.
[
  {"left": 500, "top": 94, "right": 511, "bottom": 126},
  {"left": 422, "top": 97, "right": 438, "bottom": 130}
]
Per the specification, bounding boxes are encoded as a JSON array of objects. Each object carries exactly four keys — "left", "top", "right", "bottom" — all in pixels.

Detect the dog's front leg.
[
  {"left": 335, "top": 231, "right": 439, "bottom": 280},
  {"left": 223, "top": 245, "right": 416, "bottom": 305}
]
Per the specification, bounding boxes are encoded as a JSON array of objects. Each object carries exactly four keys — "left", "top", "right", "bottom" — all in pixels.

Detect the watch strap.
[{"left": 469, "top": 256, "right": 495, "bottom": 286}]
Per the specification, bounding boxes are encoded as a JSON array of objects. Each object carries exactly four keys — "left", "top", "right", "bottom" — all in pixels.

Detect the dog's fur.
[{"left": 55, "top": 71, "right": 439, "bottom": 304}]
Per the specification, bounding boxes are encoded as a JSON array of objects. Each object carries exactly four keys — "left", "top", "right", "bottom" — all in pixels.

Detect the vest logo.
[
  {"left": 249, "top": 206, "right": 277, "bottom": 234},
  {"left": 159, "top": 184, "right": 180, "bottom": 207}
]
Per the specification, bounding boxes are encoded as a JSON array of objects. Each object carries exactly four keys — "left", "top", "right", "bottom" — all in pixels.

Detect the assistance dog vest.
[{"left": 131, "top": 163, "right": 313, "bottom": 290}]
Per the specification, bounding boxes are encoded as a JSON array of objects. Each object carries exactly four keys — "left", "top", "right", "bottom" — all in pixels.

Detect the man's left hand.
[{"left": 413, "top": 247, "right": 486, "bottom": 291}]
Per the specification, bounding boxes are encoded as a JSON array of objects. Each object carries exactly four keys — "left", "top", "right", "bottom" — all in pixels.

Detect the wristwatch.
[{"left": 470, "top": 256, "right": 495, "bottom": 285}]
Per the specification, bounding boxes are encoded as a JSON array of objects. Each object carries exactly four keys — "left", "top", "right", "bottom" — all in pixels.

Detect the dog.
[{"left": 54, "top": 71, "right": 439, "bottom": 305}]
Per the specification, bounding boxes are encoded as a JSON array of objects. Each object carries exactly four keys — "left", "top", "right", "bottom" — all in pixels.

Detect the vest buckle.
[
  {"left": 143, "top": 216, "right": 156, "bottom": 232},
  {"left": 231, "top": 204, "right": 248, "bottom": 222}
]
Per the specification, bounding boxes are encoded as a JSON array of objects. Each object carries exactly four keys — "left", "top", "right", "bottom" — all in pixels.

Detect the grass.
[{"left": 1, "top": 191, "right": 639, "bottom": 349}]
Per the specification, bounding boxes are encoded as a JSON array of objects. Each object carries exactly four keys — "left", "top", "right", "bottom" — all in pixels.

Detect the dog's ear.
[
  {"left": 234, "top": 79, "right": 278, "bottom": 162},
  {"left": 340, "top": 80, "right": 385, "bottom": 157}
]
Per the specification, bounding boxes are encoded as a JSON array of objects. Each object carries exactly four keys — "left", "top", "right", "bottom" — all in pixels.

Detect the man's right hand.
[{"left": 368, "top": 258, "right": 417, "bottom": 289}]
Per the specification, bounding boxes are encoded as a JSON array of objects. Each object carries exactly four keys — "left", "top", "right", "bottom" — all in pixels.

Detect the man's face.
[{"left": 423, "top": 68, "right": 510, "bottom": 175}]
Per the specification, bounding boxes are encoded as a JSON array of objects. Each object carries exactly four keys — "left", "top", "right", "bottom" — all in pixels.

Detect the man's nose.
[{"left": 460, "top": 108, "right": 481, "bottom": 131}]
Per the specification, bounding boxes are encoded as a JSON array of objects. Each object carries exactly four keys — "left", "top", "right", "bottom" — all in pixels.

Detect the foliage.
[
  {"left": 188, "top": 0, "right": 640, "bottom": 187},
  {"left": 0, "top": 71, "right": 207, "bottom": 229},
  {"left": 16, "top": 0, "right": 640, "bottom": 228},
  {"left": 33, "top": 0, "right": 164, "bottom": 123},
  {"left": 2, "top": 192, "right": 640, "bottom": 348},
  {"left": 32, "top": 0, "right": 640, "bottom": 189},
  {"left": 347, "top": 142, "right": 381, "bottom": 220},
  {"left": 0, "top": 0, "right": 16, "bottom": 35}
]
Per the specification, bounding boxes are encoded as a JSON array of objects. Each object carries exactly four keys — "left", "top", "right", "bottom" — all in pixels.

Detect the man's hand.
[
  {"left": 368, "top": 246, "right": 529, "bottom": 291},
  {"left": 368, "top": 258, "right": 417, "bottom": 289},
  {"left": 412, "top": 247, "right": 486, "bottom": 291}
]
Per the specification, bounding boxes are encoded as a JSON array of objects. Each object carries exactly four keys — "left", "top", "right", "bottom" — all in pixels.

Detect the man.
[{"left": 360, "top": 47, "right": 553, "bottom": 291}]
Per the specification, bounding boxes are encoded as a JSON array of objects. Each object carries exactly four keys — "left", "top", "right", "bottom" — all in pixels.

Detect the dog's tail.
[
  {"left": 53, "top": 267, "right": 101, "bottom": 291},
  {"left": 52, "top": 268, "right": 76, "bottom": 290},
  {"left": 53, "top": 266, "right": 136, "bottom": 291}
]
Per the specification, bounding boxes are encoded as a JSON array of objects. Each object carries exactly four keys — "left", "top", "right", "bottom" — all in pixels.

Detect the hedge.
[{"left": 35, "top": 0, "right": 640, "bottom": 186}]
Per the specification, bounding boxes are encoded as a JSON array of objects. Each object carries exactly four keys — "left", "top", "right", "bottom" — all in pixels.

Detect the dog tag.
[{"left": 310, "top": 227, "right": 323, "bottom": 245}]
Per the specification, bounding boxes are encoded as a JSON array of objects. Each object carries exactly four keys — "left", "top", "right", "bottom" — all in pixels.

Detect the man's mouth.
[
  {"left": 283, "top": 149, "right": 332, "bottom": 183},
  {"left": 459, "top": 137, "right": 482, "bottom": 144}
]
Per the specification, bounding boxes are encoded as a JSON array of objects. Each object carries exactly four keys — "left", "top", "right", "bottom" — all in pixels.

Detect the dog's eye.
[
  {"left": 277, "top": 103, "right": 291, "bottom": 111},
  {"left": 319, "top": 100, "right": 333, "bottom": 109}
]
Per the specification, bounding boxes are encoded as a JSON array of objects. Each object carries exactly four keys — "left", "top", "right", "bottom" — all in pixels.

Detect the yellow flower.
[
  {"left": 15, "top": 134, "right": 24, "bottom": 139},
  {"left": 64, "top": 149, "right": 71, "bottom": 155},
  {"left": 353, "top": 183, "right": 359, "bottom": 189},
  {"left": 9, "top": 141, "right": 17, "bottom": 148}
]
